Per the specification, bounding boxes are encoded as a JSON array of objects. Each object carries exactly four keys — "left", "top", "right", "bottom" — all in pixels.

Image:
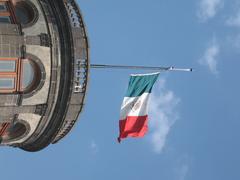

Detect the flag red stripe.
[{"left": 118, "top": 115, "right": 148, "bottom": 141}]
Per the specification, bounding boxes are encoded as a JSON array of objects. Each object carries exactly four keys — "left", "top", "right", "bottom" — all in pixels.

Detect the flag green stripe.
[{"left": 125, "top": 73, "right": 159, "bottom": 97}]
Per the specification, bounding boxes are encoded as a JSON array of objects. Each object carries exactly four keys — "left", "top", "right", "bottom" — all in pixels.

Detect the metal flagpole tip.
[
  {"left": 168, "top": 67, "right": 193, "bottom": 72},
  {"left": 169, "top": 66, "right": 174, "bottom": 70}
]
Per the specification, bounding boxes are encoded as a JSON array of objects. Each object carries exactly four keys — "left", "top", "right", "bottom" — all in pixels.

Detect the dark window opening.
[
  {"left": 0, "top": 2, "right": 7, "bottom": 11},
  {"left": 0, "top": 16, "right": 10, "bottom": 23},
  {"left": 0, "top": 122, "right": 27, "bottom": 142},
  {"left": 14, "top": 1, "right": 37, "bottom": 26}
]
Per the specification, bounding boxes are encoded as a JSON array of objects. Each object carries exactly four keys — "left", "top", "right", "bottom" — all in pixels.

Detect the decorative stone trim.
[
  {"left": 39, "top": 33, "right": 50, "bottom": 47},
  {"left": 34, "top": 104, "right": 48, "bottom": 116}
]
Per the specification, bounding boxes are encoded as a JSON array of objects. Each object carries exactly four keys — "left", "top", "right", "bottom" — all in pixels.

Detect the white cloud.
[
  {"left": 226, "top": 9, "right": 240, "bottom": 27},
  {"left": 227, "top": 33, "right": 240, "bottom": 51},
  {"left": 174, "top": 156, "right": 191, "bottom": 180},
  {"left": 90, "top": 140, "right": 98, "bottom": 154},
  {"left": 197, "top": 0, "right": 224, "bottom": 22},
  {"left": 148, "top": 78, "right": 180, "bottom": 154},
  {"left": 199, "top": 38, "right": 220, "bottom": 75},
  {"left": 177, "top": 164, "right": 189, "bottom": 180}
]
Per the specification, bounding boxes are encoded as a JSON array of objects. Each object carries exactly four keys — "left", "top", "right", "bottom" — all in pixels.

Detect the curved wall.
[{"left": 0, "top": 0, "right": 89, "bottom": 152}]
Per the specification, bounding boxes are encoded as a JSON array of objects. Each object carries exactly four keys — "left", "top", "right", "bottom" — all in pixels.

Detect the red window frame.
[
  {"left": 0, "top": 0, "right": 17, "bottom": 24},
  {"left": 0, "top": 58, "right": 22, "bottom": 93},
  {"left": 0, "top": 123, "right": 10, "bottom": 137}
]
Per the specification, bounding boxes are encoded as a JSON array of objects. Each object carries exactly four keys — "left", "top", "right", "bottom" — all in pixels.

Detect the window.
[
  {"left": 0, "top": 60, "right": 16, "bottom": 71},
  {"left": 0, "top": 77, "right": 15, "bottom": 89},
  {"left": 0, "top": 15, "right": 10, "bottom": 23},
  {"left": 0, "top": 58, "right": 18, "bottom": 93},
  {"left": 0, "top": 122, "right": 27, "bottom": 142},
  {"left": 0, "top": 0, "right": 16, "bottom": 24},
  {"left": 0, "top": 2, "right": 7, "bottom": 12},
  {"left": 6, "top": 122, "right": 27, "bottom": 140},
  {"left": 0, "top": 58, "right": 39, "bottom": 94},
  {"left": 14, "top": 0, "right": 38, "bottom": 27},
  {"left": 21, "top": 59, "right": 35, "bottom": 91}
]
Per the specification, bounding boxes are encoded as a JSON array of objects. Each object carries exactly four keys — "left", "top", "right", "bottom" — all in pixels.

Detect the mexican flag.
[{"left": 118, "top": 72, "right": 159, "bottom": 142}]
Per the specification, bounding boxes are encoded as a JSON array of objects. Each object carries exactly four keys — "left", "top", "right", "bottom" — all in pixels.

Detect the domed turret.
[{"left": 0, "top": 0, "right": 89, "bottom": 152}]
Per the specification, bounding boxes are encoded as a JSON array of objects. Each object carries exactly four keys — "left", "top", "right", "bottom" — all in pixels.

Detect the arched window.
[
  {"left": 22, "top": 59, "right": 35, "bottom": 90},
  {"left": 0, "top": 0, "right": 38, "bottom": 26},
  {"left": 14, "top": 0, "right": 38, "bottom": 26},
  {"left": 0, "top": 58, "right": 41, "bottom": 94},
  {"left": 21, "top": 59, "right": 41, "bottom": 93},
  {"left": 0, "top": 121, "right": 28, "bottom": 142}
]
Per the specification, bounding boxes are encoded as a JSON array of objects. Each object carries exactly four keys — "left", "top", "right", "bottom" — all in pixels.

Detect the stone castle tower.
[{"left": 0, "top": 0, "right": 89, "bottom": 152}]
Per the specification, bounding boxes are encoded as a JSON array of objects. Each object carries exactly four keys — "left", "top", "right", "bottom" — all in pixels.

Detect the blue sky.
[{"left": 1, "top": 0, "right": 240, "bottom": 179}]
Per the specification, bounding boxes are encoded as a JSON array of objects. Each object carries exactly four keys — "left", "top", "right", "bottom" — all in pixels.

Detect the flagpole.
[{"left": 90, "top": 64, "right": 193, "bottom": 72}]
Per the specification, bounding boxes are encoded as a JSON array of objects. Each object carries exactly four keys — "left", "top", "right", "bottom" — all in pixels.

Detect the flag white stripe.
[
  {"left": 131, "top": 72, "right": 160, "bottom": 77},
  {"left": 120, "top": 93, "right": 150, "bottom": 120}
]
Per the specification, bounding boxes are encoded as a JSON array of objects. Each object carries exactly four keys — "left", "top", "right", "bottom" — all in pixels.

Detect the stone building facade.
[{"left": 0, "top": 0, "right": 89, "bottom": 152}]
